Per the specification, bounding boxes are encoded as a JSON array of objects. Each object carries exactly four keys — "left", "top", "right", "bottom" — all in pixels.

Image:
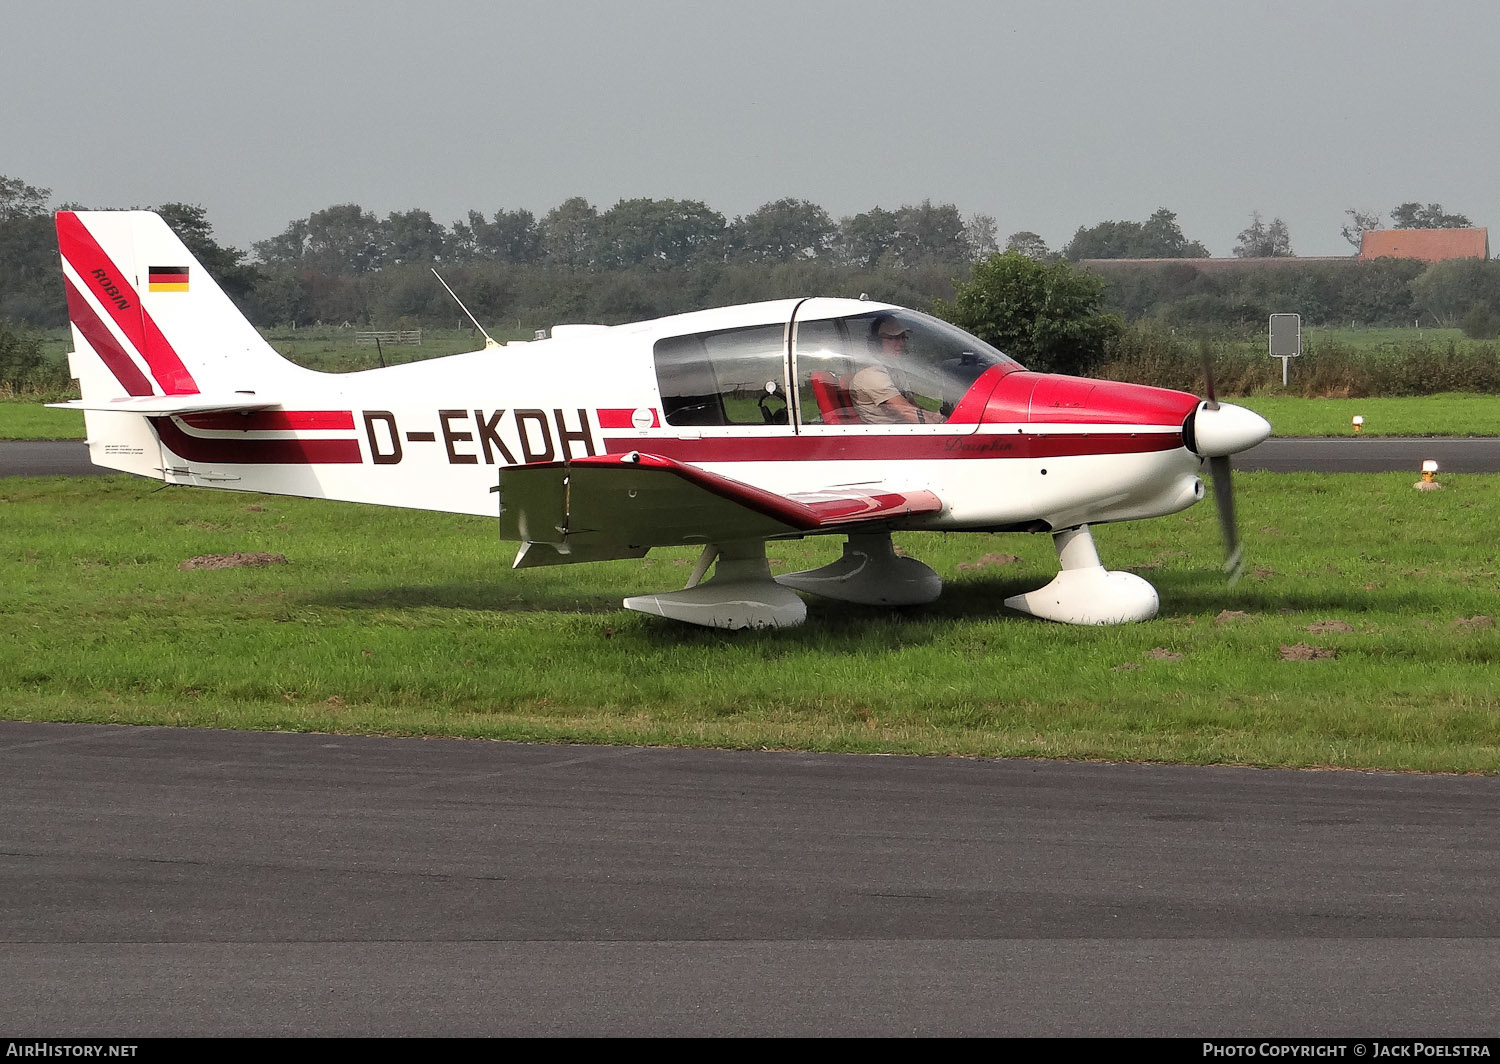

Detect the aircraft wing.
[
  {"left": 496, "top": 451, "right": 942, "bottom": 567},
  {"left": 48, "top": 393, "right": 281, "bottom": 415}
]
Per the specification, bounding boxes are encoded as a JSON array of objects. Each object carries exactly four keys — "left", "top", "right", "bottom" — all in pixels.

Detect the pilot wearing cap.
[{"left": 849, "top": 315, "right": 934, "bottom": 424}]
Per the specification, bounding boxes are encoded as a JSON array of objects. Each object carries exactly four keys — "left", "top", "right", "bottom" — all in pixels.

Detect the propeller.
[{"left": 1200, "top": 354, "right": 1244, "bottom": 585}]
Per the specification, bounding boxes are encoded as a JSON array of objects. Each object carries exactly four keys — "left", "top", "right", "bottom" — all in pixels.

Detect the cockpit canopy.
[{"left": 653, "top": 306, "right": 1021, "bottom": 428}]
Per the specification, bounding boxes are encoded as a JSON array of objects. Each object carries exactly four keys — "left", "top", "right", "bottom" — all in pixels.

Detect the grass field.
[
  {"left": 0, "top": 400, "right": 82, "bottom": 439},
  {"left": 259, "top": 326, "right": 519, "bottom": 373},
  {"left": 1235, "top": 393, "right": 1500, "bottom": 437},
  {"left": 31, "top": 325, "right": 500, "bottom": 370},
  {"left": 3, "top": 472, "right": 1497, "bottom": 773},
  {"left": 1304, "top": 326, "right": 1468, "bottom": 347}
]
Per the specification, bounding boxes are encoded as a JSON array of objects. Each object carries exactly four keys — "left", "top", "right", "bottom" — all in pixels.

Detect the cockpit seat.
[{"left": 809, "top": 371, "right": 858, "bottom": 424}]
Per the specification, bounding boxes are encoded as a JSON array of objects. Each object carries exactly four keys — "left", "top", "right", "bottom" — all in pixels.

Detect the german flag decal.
[{"left": 148, "top": 266, "right": 189, "bottom": 292}]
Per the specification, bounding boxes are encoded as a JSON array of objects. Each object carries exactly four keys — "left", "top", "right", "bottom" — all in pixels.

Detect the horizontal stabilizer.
[{"left": 48, "top": 393, "right": 281, "bottom": 416}]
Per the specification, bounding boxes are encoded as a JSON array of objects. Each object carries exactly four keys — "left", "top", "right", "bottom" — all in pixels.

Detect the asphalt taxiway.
[{"left": 2, "top": 721, "right": 1496, "bottom": 1037}]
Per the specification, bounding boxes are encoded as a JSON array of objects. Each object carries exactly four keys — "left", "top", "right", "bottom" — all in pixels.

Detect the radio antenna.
[{"left": 431, "top": 268, "right": 500, "bottom": 349}]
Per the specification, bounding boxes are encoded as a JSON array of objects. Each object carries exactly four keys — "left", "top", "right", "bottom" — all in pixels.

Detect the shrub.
[
  {"left": 934, "top": 252, "right": 1122, "bottom": 375},
  {"left": 0, "top": 318, "right": 68, "bottom": 393},
  {"left": 1094, "top": 323, "right": 1274, "bottom": 395},
  {"left": 1091, "top": 324, "right": 1500, "bottom": 398},
  {"left": 1461, "top": 304, "right": 1500, "bottom": 341}
]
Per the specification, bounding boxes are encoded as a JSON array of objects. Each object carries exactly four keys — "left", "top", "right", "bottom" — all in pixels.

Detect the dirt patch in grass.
[
  {"left": 1453, "top": 615, "right": 1495, "bottom": 630},
  {"left": 1305, "top": 620, "right": 1355, "bottom": 633},
  {"left": 958, "top": 553, "right": 1020, "bottom": 571},
  {"left": 1279, "top": 643, "right": 1338, "bottom": 661},
  {"left": 178, "top": 552, "right": 288, "bottom": 571}
]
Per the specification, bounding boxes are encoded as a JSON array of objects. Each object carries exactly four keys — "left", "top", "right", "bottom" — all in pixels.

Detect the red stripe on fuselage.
[
  {"left": 56, "top": 212, "right": 198, "bottom": 395},
  {"left": 63, "top": 278, "right": 154, "bottom": 397},
  {"left": 598, "top": 432, "right": 1183, "bottom": 462},
  {"left": 153, "top": 418, "right": 363, "bottom": 464},
  {"left": 597, "top": 408, "right": 661, "bottom": 429},
  {"left": 178, "top": 410, "right": 356, "bottom": 432}
]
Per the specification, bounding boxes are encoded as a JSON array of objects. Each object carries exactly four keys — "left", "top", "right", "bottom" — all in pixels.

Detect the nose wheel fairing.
[{"left": 1004, "top": 525, "right": 1159, "bottom": 625}]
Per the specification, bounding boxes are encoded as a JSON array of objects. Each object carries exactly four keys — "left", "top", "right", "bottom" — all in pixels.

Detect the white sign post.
[{"left": 1269, "top": 313, "right": 1301, "bottom": 387}]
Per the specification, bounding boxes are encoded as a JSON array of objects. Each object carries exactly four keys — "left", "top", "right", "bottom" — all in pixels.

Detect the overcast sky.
[{"left": 5, "top": 0, "right": 1496, "bottom": 260}]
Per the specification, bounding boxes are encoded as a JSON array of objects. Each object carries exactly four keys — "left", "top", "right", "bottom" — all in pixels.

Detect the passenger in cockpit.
[{"left": 850, "top": 315, "right": 935, "bottom": 425}]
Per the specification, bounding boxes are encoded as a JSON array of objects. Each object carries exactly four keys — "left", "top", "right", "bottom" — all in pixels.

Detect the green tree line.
[
  {"left": 3, "top": 175, "right": 1496, "bottom": 345},
  {"left": 0, "top": 180, "right": 999, "bottom": 330}
]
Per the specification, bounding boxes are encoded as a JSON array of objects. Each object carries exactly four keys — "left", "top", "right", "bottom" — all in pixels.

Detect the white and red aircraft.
[{"left": 52, "top": 210, "right": 1271, "bottom": 629}]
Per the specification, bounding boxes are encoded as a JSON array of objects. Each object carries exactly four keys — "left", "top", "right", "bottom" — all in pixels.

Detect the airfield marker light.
[
  {"left": 1416, "top": 460, "right": 1442, "bottom": 491},
  {"left": 1352, "top": 415, "right": 1364, "bottom": 433}
]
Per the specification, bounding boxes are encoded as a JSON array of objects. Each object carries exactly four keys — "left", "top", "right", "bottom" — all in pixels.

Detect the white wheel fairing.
[
  {"left": 1005, "top": 568, "right": 1160, "bottom": 625},
  {"left": 624, "top": 542, "right": 806, "bottom": 629},
  {"left": 1004, "top": 525, "right": 1160, "bottom": 626},
  {"left": 776, "top": 533, "right": 943, "bottom": 605}
]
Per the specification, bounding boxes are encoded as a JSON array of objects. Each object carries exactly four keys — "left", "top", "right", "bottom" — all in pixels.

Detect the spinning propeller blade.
[
  {"left": 1208, "top": 454, "right": 1243, "bottom": 585},
  {"left": 1201, "top": 352, "right": 1243, "bottom": 584}
]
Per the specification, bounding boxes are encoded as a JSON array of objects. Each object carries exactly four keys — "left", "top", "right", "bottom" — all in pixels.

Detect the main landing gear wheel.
[
  {"left": 623, "top": 540, "right": 806, "bottom": 630},
  {"left": 622, "top": 533, "right": 943, "bottom": 630},
  {"left": 776, "top": 532, "right": 942, "bottom": 606}
]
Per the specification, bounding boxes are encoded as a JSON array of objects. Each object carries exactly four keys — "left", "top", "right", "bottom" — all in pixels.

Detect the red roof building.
[{"left": 1359, "top": 228, "right": 1489, "bottom": 262}]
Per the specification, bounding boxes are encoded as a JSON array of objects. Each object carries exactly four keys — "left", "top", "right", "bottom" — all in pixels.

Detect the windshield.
[{"left": 793, "top": 309, "right": 1020, "bottom": 426}]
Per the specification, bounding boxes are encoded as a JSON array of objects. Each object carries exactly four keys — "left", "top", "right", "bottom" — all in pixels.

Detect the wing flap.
[{"left": 495, "top": 452, "right": 942, "bottom": 562}]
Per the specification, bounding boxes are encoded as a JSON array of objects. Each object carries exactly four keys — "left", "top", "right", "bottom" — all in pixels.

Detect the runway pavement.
[
  {"left": 7, "top": 436, "right": 1500, "bottom": 478},
  {"left": 2, "top": 720, "right": 1496, "bottom": 1037},
  {"left": 1237, "top": 436, "right": 1500, "bottom": 473},
  {"left": 0, "top": 440, "right": 100, "bottom": 477}
]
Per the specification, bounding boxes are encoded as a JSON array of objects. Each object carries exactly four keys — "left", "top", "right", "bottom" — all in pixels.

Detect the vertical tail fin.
[{"left": 56, "top": 210, "right": 304, "bottom": 403}]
